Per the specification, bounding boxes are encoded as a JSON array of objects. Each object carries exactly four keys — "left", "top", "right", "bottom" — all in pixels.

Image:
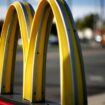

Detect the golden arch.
[
  {"left": 0, "top": 1, "right": 87, "bottom": 105},
  {"left": 0, "top": 2, "right": 34, "bottom": 93}
]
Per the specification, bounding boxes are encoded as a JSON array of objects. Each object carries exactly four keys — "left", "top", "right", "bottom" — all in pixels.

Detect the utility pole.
[
  {"left": 66, "top": 0, "right": 72, "bottom": 9},
  {"left": 100, "top": 0, "right": 104, "bottom": 35},
  {"left": 6, "top": 0, "right": 10, "bottom": 6},
  {"left": 70, "top": 0, "right": 72, "bottom": 7},
  {"left": 69, "top": 0, "right": 72, "bottom": 9},
  {"left": 100, "top": 0, "right": 104, "bottom": 20}
]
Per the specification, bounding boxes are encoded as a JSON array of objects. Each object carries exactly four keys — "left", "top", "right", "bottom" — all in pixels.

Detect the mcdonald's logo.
[{"left": 0, "top": 0, "right": 87, "bottom": 105}]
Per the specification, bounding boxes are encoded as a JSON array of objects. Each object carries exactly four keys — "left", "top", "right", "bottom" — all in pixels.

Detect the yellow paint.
[
  {"left": 0, "top": 1, "right": 33, "bottom": 93},
  {"left": 0, "top": 1, "right": 87, "bottom": 105}
]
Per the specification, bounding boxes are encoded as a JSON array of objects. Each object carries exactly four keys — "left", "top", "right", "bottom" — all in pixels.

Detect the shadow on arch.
[
  {"left": 0, "top": 1, "right": 34, "bottom": 96},
  {"left": 24, "top": 0, "right": 87, "bottom": 105}
]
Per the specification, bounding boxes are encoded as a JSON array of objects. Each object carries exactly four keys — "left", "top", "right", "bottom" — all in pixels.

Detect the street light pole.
[
  {"left": 6, "top": 0, "right": 10, "bottom": 6},
  {"left": 100, "top": 0, "right": 104, "bottom": 35}
]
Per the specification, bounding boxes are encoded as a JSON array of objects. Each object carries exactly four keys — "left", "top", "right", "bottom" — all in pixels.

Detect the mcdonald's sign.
[{"left": 0, "top": 0, "right": 87, "bottom": 105}]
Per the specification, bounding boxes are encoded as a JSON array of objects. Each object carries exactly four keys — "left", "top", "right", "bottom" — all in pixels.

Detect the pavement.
[{"left": 88, "top": 93, "right": 105, "bottom": 105}]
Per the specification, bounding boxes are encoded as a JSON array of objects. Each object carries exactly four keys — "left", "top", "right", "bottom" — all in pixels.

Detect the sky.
[
  {"left": 71, "top": 0, "right": 101, "bottom": 19},
  {"left": 0, "top": 0, "right": 97, "bottom": 6},
  {"left": 0, "top": 0, "right": 104, "bottom": 20},
  {"left": 73, "top": 0, "right": 95, "bottom": 6}
]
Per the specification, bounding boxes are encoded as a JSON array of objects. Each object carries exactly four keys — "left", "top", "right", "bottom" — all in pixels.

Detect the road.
[{"left": 10, "top": 46, "right": 105, "bottom": 104}]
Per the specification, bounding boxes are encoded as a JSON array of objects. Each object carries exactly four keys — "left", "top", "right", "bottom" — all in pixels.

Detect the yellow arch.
[
  {"left": 0, "top": 2, "right": 34, "bottom": 93},
  {"left": 0, "top": 1, "right": 87, "bottom": 105},
  {"left": 23, "top": 0, "right": 87, "bottom": 105}
]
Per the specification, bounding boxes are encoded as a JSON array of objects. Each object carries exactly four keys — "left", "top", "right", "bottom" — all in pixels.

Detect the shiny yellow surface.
[
  {"left": 24, "top": 0, "right": 74, "bottom": 104},
  {"left": 0, "top": 1, "right": 87, "bottom": 105},
  {"left": 0, "top": 1, "right": 33, "bottom": 93},
  {"left": 61, "top": 2, "right": 84, "bottom": 104}
]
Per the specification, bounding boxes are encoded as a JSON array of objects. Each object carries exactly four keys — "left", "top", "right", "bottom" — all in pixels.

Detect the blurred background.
[{"left": 0, "top": 0, "right": 105, "bottom": 105}]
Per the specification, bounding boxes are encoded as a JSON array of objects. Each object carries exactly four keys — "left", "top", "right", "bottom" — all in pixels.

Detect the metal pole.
[
  {"left": 100, "top": 0, "right": 104, "bottom": 35},
  {"left": 6, "top": 0, "right": 10, "bottom": 6},
  {"left": 69, "top": 0, "right": 72, "bottom": 9}
]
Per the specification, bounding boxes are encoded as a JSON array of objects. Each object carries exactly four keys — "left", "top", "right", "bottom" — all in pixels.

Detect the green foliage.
[{"left": 76, "top": 14, "right": 99, "bottom": 30}]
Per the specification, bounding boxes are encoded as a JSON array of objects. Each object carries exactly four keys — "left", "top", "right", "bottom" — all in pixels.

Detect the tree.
[{"left": 76, "top": 14, "right": 99, "bottom": 30}]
